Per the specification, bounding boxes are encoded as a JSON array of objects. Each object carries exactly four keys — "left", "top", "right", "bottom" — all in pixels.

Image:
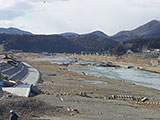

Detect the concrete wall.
[{"left": 2, "top": 62, "right": 40, "bottom": 97}]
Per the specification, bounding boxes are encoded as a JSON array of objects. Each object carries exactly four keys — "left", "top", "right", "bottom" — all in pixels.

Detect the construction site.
[
  {"left": 0, "top": 53, "right": 72, "bottom": 120},
  {"left": 1, "top": 52, "right": 160, "bottom": 120}
]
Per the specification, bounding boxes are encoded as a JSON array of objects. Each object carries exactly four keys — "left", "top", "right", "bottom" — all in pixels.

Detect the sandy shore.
[{"left": 1, "top": 53, "right": 160, "bottom": 120}]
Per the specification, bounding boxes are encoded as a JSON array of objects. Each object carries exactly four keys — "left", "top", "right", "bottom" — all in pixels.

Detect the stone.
[{"left": 141, "top": 97, "right": 148, "bottom": 102}]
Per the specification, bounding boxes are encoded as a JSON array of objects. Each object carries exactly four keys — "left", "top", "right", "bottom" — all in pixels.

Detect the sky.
[{"left": 0, "top": 0, "right": 160, "bottom": 36}]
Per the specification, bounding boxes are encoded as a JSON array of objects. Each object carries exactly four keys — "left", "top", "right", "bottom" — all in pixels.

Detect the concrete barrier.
[
  {"left": 2, "top": 62, "right": 40, "bottom": 97},
  {"left": 22, "top": 67, "right": 40, "bottom": 86},
  {"left": 2, "top": 84, "right": 32, "bottom": 97}
]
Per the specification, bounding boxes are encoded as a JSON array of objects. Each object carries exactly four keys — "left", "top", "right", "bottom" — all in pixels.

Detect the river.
[
  {"left": 70, "top": 66, "right": 160, "bottom": 90},
  {"left": 39, "top": 56, "right": 160, "bottom": 90}
]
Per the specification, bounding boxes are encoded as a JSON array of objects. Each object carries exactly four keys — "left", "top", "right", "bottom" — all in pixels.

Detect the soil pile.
[{"left": 0, "top": 98, "right": 70, "bottom": 120}]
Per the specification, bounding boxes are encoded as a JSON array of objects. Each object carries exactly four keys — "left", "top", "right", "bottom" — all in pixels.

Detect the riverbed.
[{"left": 39, "top": 56, "right": 160, "bottom": 90}]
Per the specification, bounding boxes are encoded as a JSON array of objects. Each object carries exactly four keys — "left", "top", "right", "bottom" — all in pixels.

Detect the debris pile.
[
  {"left": 77, "top": 91, "right": 91, "bottom": 98},
  {"left": 107, "top": 94, "right": 160, "bottom": 105},
  {"left": 0, "top": 98, "right": 71, "bottom": 119}
]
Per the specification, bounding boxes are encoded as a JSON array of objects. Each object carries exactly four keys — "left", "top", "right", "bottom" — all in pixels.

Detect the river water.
[
  {"left": 70, "top": 66, "right": 160, "bottom": 90},
  {"left": 39, "top": 56, "right": 160, "bottom": 90},
  {"left": 38, "top": 56, "right": 72, "bottom": 64}
]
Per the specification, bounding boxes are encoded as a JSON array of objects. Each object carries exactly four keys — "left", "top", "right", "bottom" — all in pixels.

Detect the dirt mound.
[{"left": 0, "top": 98, "right": 70, "bottom": 120}]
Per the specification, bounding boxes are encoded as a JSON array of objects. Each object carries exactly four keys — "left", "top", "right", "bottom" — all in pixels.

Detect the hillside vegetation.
[
  {"left": 65, "top": 34, "right": 118, "bottom": 53},
  {"left": 0, "top": 20, "right": 160, "bottom": 55},
  {"left": 0, "top": 34, "right": 85, "bottom": 53},
  {"left": 113, "top": 38, "right": 160, "bottom": 55}
]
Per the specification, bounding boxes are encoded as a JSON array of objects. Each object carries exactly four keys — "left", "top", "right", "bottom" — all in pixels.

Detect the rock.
[
  {"left": 7, "top": 94, "right": 12, "bottom": 98},
  {"left": 141, "top": 97, "right": 148, "bottom": 102},
  {"left": 56, "top": 94, "right": 60, "bottom": 97},
  {"left": 104, "top": 96, "right": 107, "bottom": 100},
  {"left": 99, "top": 112, "right": 103, "bottom": 115},
  {"left": 70, "top": 113, "right": 75, "bottom": 116},
  {"left": 31, "top": 86, "right": 42, "bottom": 95},
  {"left": 111, "top": 95, "right": 116, "bottom": 99},
  {"left": 81, "top": 72, "right": 88, "bottom": 75},
  {"left": 95, "top": 89, "right": 99, "bottom": 91},
  {"left": 73, "top": 109, "right": 79, "bottom": 113},
  {"left": 80, "top": 92, "right": 88, "bottom": 97},
  {"left": 60, "top": 97, "right": 64, "bottom": 101}
]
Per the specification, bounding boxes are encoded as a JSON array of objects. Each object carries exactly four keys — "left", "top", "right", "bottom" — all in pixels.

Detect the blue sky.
[{"left": 0, "top": 0, "right": 160, "bottom": 35}]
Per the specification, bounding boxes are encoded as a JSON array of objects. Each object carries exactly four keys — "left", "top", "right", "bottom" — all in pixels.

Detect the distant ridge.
[
  {"left": 90, "top": 30, "right": 108, "bottom": 38},
  {"left": 61, "top": 30, "right": 108, "bottom": 38},
  {"left": 60, "top": 32, "right": 79, "bottom": 36},
  {"left": 63, "top": 31, "right": 117, "bottom": 52},
  {"left": 112, "top": 20, "right": 160, "bottom": 41},
  {"left": 0, "top": 27, "right": 32, "bottom": 35},
  {"left": 0, "top": 20, "right": 160, "bottom": 55}
]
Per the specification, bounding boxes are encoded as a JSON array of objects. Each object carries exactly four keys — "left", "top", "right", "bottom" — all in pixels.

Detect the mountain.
[
  {"left": 1, "top": 20, "right": 160, "bottom": 55},
  {"left": 61, "top": 30, "right": 108, "bottom": 38},
  {"left": 90, "top": 30, "right": 108, "bottom": 38},
  {"left": 60, "top": 32, "right": 79, "bottom": 36},
  {"left": 64, "top": 33, "right": 118, "bottom": 53},
  {"left": 60, "top": 30, "right": 116, "bottom": 53},
  {"left": 0, "top": 34, "right": 85, "bottom": 53},
  {"left": 0, "top": 27, "right": 32, "bottom": 35},
  {"left": 112, "top": 20, "right": 160, "bottom": 41}
]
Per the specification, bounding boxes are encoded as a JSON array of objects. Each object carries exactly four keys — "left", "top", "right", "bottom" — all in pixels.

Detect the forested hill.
[
  {"left": 64, "top": 33, "right": 118, "bottom": 52},
  {"left": 0, "top": 34, "right": 160, "bottom": 55},
  {"left": 0, "top": 34, "right": 85, "bottom": 53},
  {"left": 112, "top": 38, "right": 160, "bottom": 55},
  {"left": 0, "top": 33, "right": 118, "bottom": 54}
]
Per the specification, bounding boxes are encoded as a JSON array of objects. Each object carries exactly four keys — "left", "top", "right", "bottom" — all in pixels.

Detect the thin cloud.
[
  {"left": 0, "top": 0, "right": 160, "bottom": 35},
  {"left": 28, "top": 0, "right": 70, "bottom": 3},
  {"left": 0, "top": 10, "right": 24, "bottom": 20},
  {"left": 0, "top": 1, "right": 33, "bottom": 20}
]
